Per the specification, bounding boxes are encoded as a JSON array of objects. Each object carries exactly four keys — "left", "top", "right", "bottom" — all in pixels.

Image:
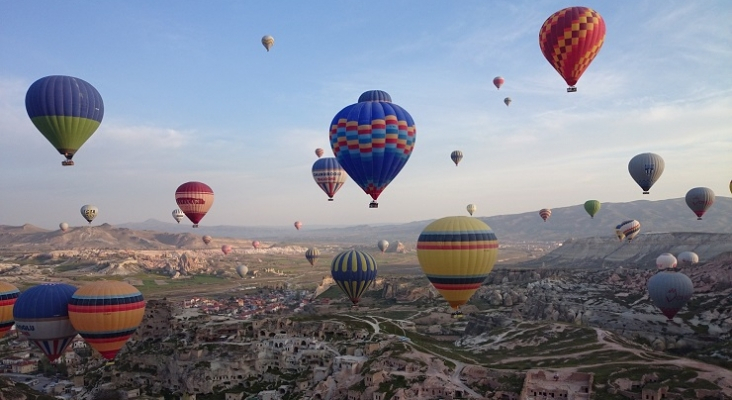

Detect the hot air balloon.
[
  {"left": 175, "top": 181, "right": 214, "bottom": 228},
  {"left": 59, "top": 222, "right": 69, "bottom": 232},
  {"left": 614, "top": 226, "right": 625, "bottom": 241},
  {"left": 539, "top": 7, "right": 606, "bottom": 92},
  {"left": 584, "top": 200, "right": 601, "bottom": 219},
  {"left": 315, "top": 148, "right": 324, "bottom": 158},
  {"left": 466, "top": 204, "right": 477, "bottom": 216},
  {"left": 330, "top": 250, "right": 377, "bottom": 305},
  {"left": 221, "top": 245, "right": 232, "bottom": 255},
  {"left": 312, "top": 157, "right": 347, "bottom": 201},
  {"left": 172, "top": 209, "right": 185, "bottom": 224},
  {"left": 493, "top": 76, "right": 504, "bottom": 89},
  {"left": 451, "top": 150, "right": 463, "bottom": 166},
  {"left": 685, "top": 187, "right": 715, "bottom": 220},
  {"left": 236, "top": 265, "right": 249, "bottom": 278},
  {"left": 68, "top": 281, "right": 145, "bottom": 360},
  {"left": 202, "top": 235, "right": 212, "bottom": 245},
  {"left": 377, "top": 240, "right": 389, "bottom": 253},
  {"left": 305, "top": 247, "right": 320, "bottom": 266},
  {"left": 504, "top": 97, "right": 511, "bottom": 107},
  {"left": 13, "top": 283, "right": 78, "bottom": 362},
  {"left": 656, "top": 253, "right": 678, "bottom": 270},
  {"left": 294, "top": 221, "right": 302, "bottom": 230},
  {"left": 330, "top": 90, "right": 416, "bottom": 208},
  {"left": 417, "top": 216, "right": 498, "bottom": 313},
  {"left": 628, "top": 153, "right": 664, "bottom": 194},
  {"left": 539, "top": 208, "right": 552, "bottom": 222},
  {"left": 25, "top": 75, "right": 104, "bottom": 166},
  {"left": 678, "top": 251, "right": 699, "bottom": 266},
  {"left": 0, "top": 282, "right": 19, "bottom": 339},
  {"left": 647, "top": 271, "right": 693, "bottom": 321},
  {"left": 252, "top": 240, "right": 260, "bottom": 250},
  {"left": 80, "top": 205, "right": 98, "bottom": 224},
  {"left": 261, "top": 35, "right": 274, "bottom": 51},
  {"left": 617, "top": 220, "right": 640, "bottom": 242}
]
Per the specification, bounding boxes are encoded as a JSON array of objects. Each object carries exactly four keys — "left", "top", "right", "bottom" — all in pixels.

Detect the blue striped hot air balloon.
[
  {"left": 13, "top": 283, "right": 78, "bottom": 362},
  {"left": 330, "top": 250, "right": 378, "bottom": 305}
]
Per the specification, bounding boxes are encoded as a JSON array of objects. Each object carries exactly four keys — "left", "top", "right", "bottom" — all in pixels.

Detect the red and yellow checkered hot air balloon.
[
  {"left": 68, "top": 281, "right": 146, "bottom": 361},
  {"left": 539, "top": 6, "right": 606, "bottom": 92}
]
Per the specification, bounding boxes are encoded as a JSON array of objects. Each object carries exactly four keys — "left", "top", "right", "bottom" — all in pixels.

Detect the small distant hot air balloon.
[
  {"left": 252, "top": 240, "right": 260, "bottom": 250},
  {"left": 25, "top": 75, "right": 104, "bottom": 166},
  {"left": 13, "top": 283, "right": 78, "bottom": 362},
  {"left": 539, "top": 7, "right": 605, "bottom": 92},
  {"left": 68, "top": 281, "right": 145, "bottom": 360},
  {"left": 539, "top": 208, "right": 552, "bottom": 222},
  {"left": 59, "top": 222, "right": 69, "bottom": 232},
  {"left": 175, "top": 181, "right": 214, "bottom": 228},
  {"left": 315, "top": 148, "right": 324, "bottom": 158},
  {"left": 80, "top": 205, "right": 98, "bottom": 224},
  {"left": 261, "top": 35, "right": 274, "bottom": 51},
  {"left": 493, "top": 76, "right": 504, "bottom": 89},
  {"left": 678, "top": 251, "right": 699, "bottom": 266},
  {"left": 202, "top": 235, "right": 212, "bottom": 245},
  {"left": 377, "top": 240, "right": 389, "bottom": 253},
  {"left": 221, "top": 245, "right": 232, "bottom": 255},
  {"left": 305, "top": 247, "right": 320, "bottom": 266},
  {"left": 294, "top": 221, "right": 302, "bottom": 230},
  {"left": 417, "top": 216, "right": 498, "bottom": 313},
  {"left": 331, "top": 250, "right": 378, "bottom": 305},
  {"left": 503, "top": 97, "right": 511, "bottom": 106},
  {"left": 617, "top": 220, "right": 640, "bottom": 242},
  {"left": 628, "top": 153, "right": 664, "bottom": 194},
  {"left": 685, "top": 187, "right": 715, "bottom": 220},
  {"left": 584, "top": 200, "right": 601, "bottom": 219},
  {"left": 330, "top": 90, "right": 416, "bottom": 208},
  {"left": 0, "top": 282, "right": 19, "bottom": 339},
  {"left": 466, "top": 204, "right": 477, "bottom": 216},
  {"left": 656, "top": 253, "right": 677, "bottom": 270},
  {"left": 647, "top": 271, "right": 693, "bottom": 321},
  {"left": 312, "top": 157, "right": 347, "bottom": 201},
  {"left": 450, "top": 150, "right": 463, "bottom": 166},
  {"left": 172, "top": 209, "right": 185, "bottom": 224},
  {"left": 236, "top": 265, "right": 249, "bottom": 278}
]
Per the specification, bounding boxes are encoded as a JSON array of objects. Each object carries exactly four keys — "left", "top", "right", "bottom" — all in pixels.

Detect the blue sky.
[{"left": 1, "top": 1, "right": 731, "bottom": 230}]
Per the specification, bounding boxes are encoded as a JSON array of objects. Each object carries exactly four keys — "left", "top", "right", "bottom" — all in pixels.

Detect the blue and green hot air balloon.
[
  {"left": 330, "top": 250, "right": 378, "bottom": 305},
  {"left": 25, "top": 75, "right": 104, "bottom": 166}
]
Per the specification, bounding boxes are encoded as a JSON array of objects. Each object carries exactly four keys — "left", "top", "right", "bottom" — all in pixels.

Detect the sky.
[{"left": 1, "top": 1, "right": 731, "bottom": 230}]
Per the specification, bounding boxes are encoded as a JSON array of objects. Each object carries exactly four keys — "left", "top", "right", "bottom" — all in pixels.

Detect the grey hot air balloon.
[
  {"left": 685, "top": 187, "right": 715, "bottom": 220},
  {"left": 647, "top": 270, "right": 693, "bottom": 321},
  {"left": 236, "top": 265, "right": 248, "bottom": 278},
  {"left": 450, "top": 150, "right": 463, "bottom": 166},
  {"left": 377, "top": 240, "right": 389, "bottom": 253},
  {"left": 172, "top": 209, "right": 185, "bottom": 224},
  {"left": 261, "top": 35, "right": 274, "bottom": 51},
  {"left": 656, "top": 253, "right": 677, "bottom": 270},
  {"left": 59, "top": 222, "right": 69, "bottom": 232},
  {"left": 628, "top": 153, "right": 664, "bottom": 194},
  {"left": 504, "top": 97, "right": 511, "bottom": 106},
  {"left": 466, "top": 204, "right": 477, "bottom": 216},
  {"left": 677, "top": 251, "right": 699, "bottom": 266},
  {"left": 80, "top": 205, "right": 98, "bottom": 224}
]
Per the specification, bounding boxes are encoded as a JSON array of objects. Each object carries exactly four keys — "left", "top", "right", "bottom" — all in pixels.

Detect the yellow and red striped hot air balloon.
[
  {"left": 417, "top": 216, "right": 498, "bottom": 314},
  {"left": 68, "top": 281, "right": 146, "bottom": 361},
  {"left": 539, "top": 6, "right": 606, "bottom": 92},
  {"left": 0, "top": 282, "right": 20, "bottom": 339}
]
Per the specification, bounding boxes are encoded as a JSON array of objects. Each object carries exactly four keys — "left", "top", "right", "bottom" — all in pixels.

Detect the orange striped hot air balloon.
[
  {"left": 0, "top": 282, "right": 19, "bottom": 339},
  {"left": 68, "top": 281, "right": 146, "bottom": 361},
  {"left": 539, "top": 6, "right": 606, "bottom": 92}
]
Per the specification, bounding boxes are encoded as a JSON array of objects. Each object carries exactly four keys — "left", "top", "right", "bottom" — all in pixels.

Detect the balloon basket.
[
  {"left": 192, "top": 224, "right": 199, "bottom": 228},
  {"left": 369, "top": 201, "right": 379, "bottom": 209},
  {"left": 643, "top": 191, "right": 650, "bottom": 194},
  {"left": 328, "top": 198, "right": 334, "bottom": 202},
  {"left": 567, "top": 87, "right": 577, "bottom": 92},
  {"left": 62, "top": 160, "right": 74, "bottom": 166}
]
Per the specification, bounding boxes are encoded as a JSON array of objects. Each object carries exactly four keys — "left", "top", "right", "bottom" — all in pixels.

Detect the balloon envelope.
[
  {"left": 261, "top": 35, "right": 274, "bottom": 51},
  {"left": 172, "top": 209, "right": 185, "bottom": 223},
  {"left": 175, "top": 181, "right": 214, "bottom": 227},
  {"left": 221, "top": 245, "right": 232, "bottom": 255},
  {"left": 312, "top": 157, "right": 347, "bottom": 201},
  {"left": 377, "top": 240, "right": 389, "bottom": 253},
  {"left": 677, "top": 251, "right": 699, "bottom": 266},
  {"left": 252, "top": 241, "right": 260, "bottom": 250},
  {"left": 539, "top": 7, "right": 605, "bottom": 90},
  {"left": 330, "top": 250, "right": 377, "bottom": 305},
  {"left": 13, "top": 283, "right": 78, "bottom": 362},
  {"left": 236, "top": 265, "right": 249, "bottom": 278},
  {"left": 315, "top": 148, "right": 324, "bottom": 158},
  {"left": 451, "top": 150, "right": 463, "bottom": 166},
  {"left": 305, "top": 247, "right": 320, "bottom": 266},
  {"left": 25, "top": 75, "right": 104, "bottom": 165},
  {"left": 59, "top": 222, "right": 69, "bottom": 232},
  {"left": 503, "top": 97, "right": 511, "bottom": 106},
  {"left": 647, "top": 271, "right": 693, "bottom": 320},
  {"left": 202, "top": 235, "right": 212, "bottom": 245},
  {"left": 0, "top": 282, "right": 19, "bottom": 339},
  {"left": 493, "top": 76, "right": 504, "bottom": 89},
  {"left": 417, "top": 216, "right": 498, "bottom": 310},
  {"left": 584, "top": 200, "right": 601, "bottom": 218},
  {"left": 68, "top": 281, "right": 145, "bottom": 360},
  {"left": 539, "top": 208, "right": 552, "bottom": 222},
  {"left": 656, "top": 253, "right": 677, "bottom": 270},
  {"left": 685, "top": 187, "right": 715, "bottom": 220},
  {"left": 617, "top": 220, "right": 641, "bottom": 241},
  {"left": 466, "top": 204, "right": 477, "bottom": 216},
  {"left": 330, "top": 90, "right": 416, "bottom": 207},
  {"left": 80, "top": 205, "right": 98, "bottom": 224},
  {"left": 294, "top": 221, "right": 302, "bottom": 230},
  {"left": 628, "top": 153, "right": 665, "bottom": 194}
]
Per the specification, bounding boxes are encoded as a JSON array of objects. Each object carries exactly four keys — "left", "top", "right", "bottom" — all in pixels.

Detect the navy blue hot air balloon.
[
  {"left": 25, "top": 75, "right": 104, "bottom": 166},
  {"left": 13, "top": 283, "right": 78, "bottom": 362},
  {"left": 330, "top": 250, "right": 378, "bottom": 305},
  {"left": 329, "top": 90, "right": 416, "bottom": 208}
]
